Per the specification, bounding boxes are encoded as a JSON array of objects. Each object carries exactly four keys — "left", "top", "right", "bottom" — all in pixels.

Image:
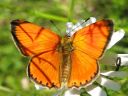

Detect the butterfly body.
[
  {"left": 59, "top": 36, "right": 72, "bottom": 86},
  {"left": 11, "top": 19, "right": 113, "bottom": 88}
]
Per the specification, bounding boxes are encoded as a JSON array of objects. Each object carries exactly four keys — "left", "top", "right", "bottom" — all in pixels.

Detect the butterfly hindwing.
[
  {"left": 28, "top": 50, "right": 61, "bottom": 88},
  {"left": 68, "top": 20, "right": 113, "bottom": 87}
]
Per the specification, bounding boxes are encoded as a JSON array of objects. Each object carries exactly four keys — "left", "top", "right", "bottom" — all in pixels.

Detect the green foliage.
[{"left": 0, "top": 0, "right": 128, "bottom": 96}]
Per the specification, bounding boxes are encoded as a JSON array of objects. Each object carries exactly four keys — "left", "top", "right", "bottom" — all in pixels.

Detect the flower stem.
[
  {"left": 80, "top": 88, "right": 91, "bottom": 96},
  {"left": 0, "top": 86, "right": 13, "bottom": 93},
  {"left": 68, "top": 0, "right": 76, "bottom": 22}
]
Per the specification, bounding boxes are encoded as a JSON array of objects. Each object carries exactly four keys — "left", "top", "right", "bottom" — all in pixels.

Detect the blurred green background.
[{"left": 0, "top": 0, "right": 128, "bottom": 96}]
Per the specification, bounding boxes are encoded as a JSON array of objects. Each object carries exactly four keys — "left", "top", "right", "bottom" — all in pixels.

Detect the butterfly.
[{"left": 11, "top": 19, "right": 113, "bottom": 88}]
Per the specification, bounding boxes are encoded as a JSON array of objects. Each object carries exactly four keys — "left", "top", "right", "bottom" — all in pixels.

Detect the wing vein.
[
  {"left": 31, "top": 60, "right": 52, "bottom": 84},
  {"left": 19, "top": 25, "right": 33, "bottom": 41},
  {"left": 35, "top": 27, "right": 44, "bottom": 39},
  {"left": 37, "top": 56, "right": 57, "bottom": 70},
  {"left": 74, "top": 47, "right": 97, "bottom": 60}
]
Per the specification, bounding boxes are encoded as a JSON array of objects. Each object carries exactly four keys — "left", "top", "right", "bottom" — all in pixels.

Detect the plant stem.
[
  {"left": 68, "top": 0, "right": 76, "bottom": 22},
  {"left": 0, "top": 86, "right": 13, "bottom": 93},
  {"left": 34, "top": 11, "right": 68, "bottom": 22}
]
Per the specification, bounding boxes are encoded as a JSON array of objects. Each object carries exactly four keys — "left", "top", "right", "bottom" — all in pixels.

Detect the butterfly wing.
[
  {"left": 11, "top": 20, "right": 60, "bottom": 56},
  {"left": 28, "top": 50, "right": 61, "bottom": 88},
  {"left": 68, "top": 20, "right": 113, "bottom": 87},
  {"left": 11, "top": 20, "right": 61, "bottom": 88}
]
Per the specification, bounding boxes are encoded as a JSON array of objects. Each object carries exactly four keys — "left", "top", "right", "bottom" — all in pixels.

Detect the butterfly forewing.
[{"left": 11, "top": 20, "right": 60, "bottom": 56}]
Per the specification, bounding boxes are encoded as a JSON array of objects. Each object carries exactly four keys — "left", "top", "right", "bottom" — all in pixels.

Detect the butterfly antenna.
[{"left": 50, "top": 20, "right": 62, "bottom": 34}]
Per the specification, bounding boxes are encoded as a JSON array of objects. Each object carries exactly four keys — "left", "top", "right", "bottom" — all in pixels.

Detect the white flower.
[{"left": 64, "top": 17, "right": 127, "bottom": 96}]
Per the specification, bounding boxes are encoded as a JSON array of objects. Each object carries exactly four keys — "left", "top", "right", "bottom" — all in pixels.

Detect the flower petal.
[
  {"left": 101, "top": 71, "right": 128, "bottom": 78},
  {"left": 107, "top": 29, "right": 125, "bottom": 49},
  {"left": 66, "top": 22, "right": 74, "bottom": 36},
  {"left": 117, "top": 54, "right": 128, "bottom": 57},
  {"left": 87, "top": 86, "right": 107, "bottom": 96},
  {"left": 66, "top": 22, "right": 74, "bottom": 28},
  {"left": 75, "top": 17, "right": 96, "bottom": 28},
  {"left": 117, "top": 54, "right": 128, "bottom": 66},
  {"left": 85, "top": 17, "right": 96, "bottom": 26},
  {"left": 66, "top": 20, "right": 86, "bottom": 36},
  {"left": 34, "top": 83, "right": 44, "bottom": 90},
  {"left": 97, "top": 77, "right": 121, "bottom": 91},
  {"left": 64, "top": 88, "right": 80, "bottom": 96},
  {"left": 66, "top": 17, "right": 97, "bottom": 36},
  {"left": 99, "top": 52, "right": 117, "bottom": 66}
]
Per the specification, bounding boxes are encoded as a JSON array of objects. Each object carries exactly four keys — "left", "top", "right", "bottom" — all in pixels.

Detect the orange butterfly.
[{"left": 11, "top": 19, "right": 113, "bottom": 88}]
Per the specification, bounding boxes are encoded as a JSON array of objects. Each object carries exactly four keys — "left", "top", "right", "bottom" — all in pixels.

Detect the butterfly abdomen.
[{"left": 60, "top": 37, "right": 73, "bottom": 86}]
